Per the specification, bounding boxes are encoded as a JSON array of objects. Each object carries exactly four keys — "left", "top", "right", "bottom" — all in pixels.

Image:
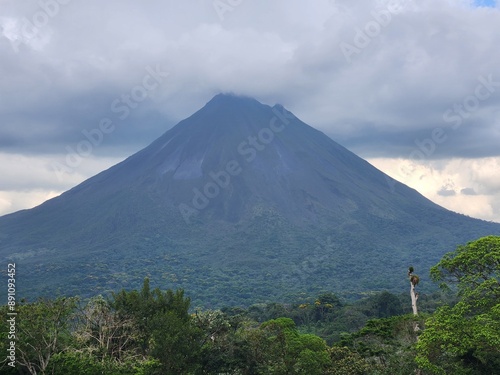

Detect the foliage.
[
  {"left": 416, "top": 236, "right": 500, "bottom": 374},
  {"left": 339, "top": 314, "right": 425, "bottom": 374},
  {"left": 252, "top": 317, "right": 332, "bottom": 374},
  {"left": 73, "top": 294, "right": 139, "bottom": 362},
  {"left": 2, "top": 287, "right": 395, "bottom": 375},
  {"left": 4, "top": 266, "right": 495, "bottom": 375},
  {"left": 47, "top": 351, "right": 161, "bottom": 375},
  {"left": 0, "top": 297, "right": 78, "bottom": 375},
  {"left": 110, "top": 278, "right": 203, "bottom": 374},
  {"left": 327, "top": 347, "right": 371, "bottom": 375}
]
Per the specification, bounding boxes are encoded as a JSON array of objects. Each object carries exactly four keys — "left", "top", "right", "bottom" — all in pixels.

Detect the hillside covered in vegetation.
[
  {"left": 2, "top": 95, "right": 499, "bottom": 306},
  {"left": 1, "top": 236, "right": 499, "bottom": 374}
]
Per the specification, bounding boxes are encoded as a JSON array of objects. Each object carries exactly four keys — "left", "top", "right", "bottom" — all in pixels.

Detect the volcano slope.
[{"left": 1, "top": 94, "right": 499, "bottom": 306}]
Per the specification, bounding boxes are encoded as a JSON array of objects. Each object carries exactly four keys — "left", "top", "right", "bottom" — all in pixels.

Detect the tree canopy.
[
  {"left": 416, "top": 235, "right": 500, "bottom": 374},
  {"left": 3, "top": 236, "right": 500, "bottom": 374}
]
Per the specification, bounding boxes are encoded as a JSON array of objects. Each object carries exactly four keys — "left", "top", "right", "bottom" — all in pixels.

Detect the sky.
[{"left": 0, "top": 0, "right": 499, "bottom": 222}]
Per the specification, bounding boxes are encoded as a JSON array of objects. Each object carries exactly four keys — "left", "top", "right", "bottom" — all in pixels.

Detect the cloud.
[
  {"left": 0, "top": 190, "right": 61, "bottom": 217},
  {"left": 0, "top": 153, "right": 123, "bottom": 216},
  {"left": 461, "top": 187, "right": 477, "bottom": 195},
  {"left": 1, "top": 0, "right": 499, "bottom": 157},
  {"left": 438, "top": 187, "right": 457, "bottom": 197},
  {"left": 368, "top": 156, "right": 500, "bottom": 222}
]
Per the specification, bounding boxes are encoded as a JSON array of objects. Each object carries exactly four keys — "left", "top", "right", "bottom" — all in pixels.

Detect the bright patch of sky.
[{"left": 474, "top": 0, "right": 496, "bottom": 7}]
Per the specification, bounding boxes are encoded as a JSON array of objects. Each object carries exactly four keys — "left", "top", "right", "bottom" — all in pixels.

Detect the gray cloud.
[
  {"left": 1, "top": 0, "right": 499, "bottom": 160},
  {"left": 461, "top": 187, "right": 477, "bottom": 196},
  {"left": 437, "top": 187, "right": 457, "bottom": 197}
]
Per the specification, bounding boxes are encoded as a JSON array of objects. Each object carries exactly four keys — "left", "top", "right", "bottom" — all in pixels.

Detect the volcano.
[{"left": 1, "top": 94, "right": 499, "bottom": 306}]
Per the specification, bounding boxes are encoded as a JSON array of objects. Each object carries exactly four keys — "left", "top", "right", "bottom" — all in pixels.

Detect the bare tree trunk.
[
  {"left": 408, "top": 268, "right": 420, "bottom": 335},
  {"left": 407, "top": 267, "right": 419, "bottom": 316},
  {"left": 410, "top": 281, "right": 418, "bottom": 316},
  {"left": 408, "top": 267, "right": 422, "bottom": 374},
  {"left": 410, "top": 279, "right": 420, "bottom": 338}
]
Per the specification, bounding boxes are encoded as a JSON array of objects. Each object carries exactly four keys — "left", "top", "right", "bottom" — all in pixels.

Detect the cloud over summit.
[{"left": 0, "top": 0, "right": 499, "bottom": 221}]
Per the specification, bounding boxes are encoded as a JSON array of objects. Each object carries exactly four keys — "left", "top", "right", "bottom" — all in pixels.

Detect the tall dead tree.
[
  {"left": 408, "top": 265, "right": 421, "bottom": 348},
  {"left": 408, "top": 266, "right": 419, "bottom": 315}
]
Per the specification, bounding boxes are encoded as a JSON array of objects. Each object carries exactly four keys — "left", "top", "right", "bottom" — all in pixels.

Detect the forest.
[{"left": 1, "top": 235, "right": 499, "bottom": 374}]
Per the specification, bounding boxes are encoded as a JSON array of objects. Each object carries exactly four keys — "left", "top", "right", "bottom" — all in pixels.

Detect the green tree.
[
  {"left": 327, "top": 347, "right": 370, "bottom": 375},
  {"left": 313, "top": 293, "right": 342, "bottom": 322},
  {"left": 194, "top": 309, "right": 245, "bottom": 373},
  {"left": 338, "top": 314, "right": 423, "bottom": 374},
  {"left": 73, "top": 295, "right": 141, "bottom": 363},
  {"left": 416, "top": 235, "right": 500, "bottom": 374},
  {"left": 111, "top": 278, "right": 203, "bottom": 374},
  {"left": 47, "top": 351, "right": 160, "bottom": 375},
  {"left": 5, "top": 297, "right": 78, "bottom": 375},
  {"left": 361, "top": 291, "right": 404, "bottom": 319},
  {"left": 256, "top": 317, "right": 331, "bottom": 374}
]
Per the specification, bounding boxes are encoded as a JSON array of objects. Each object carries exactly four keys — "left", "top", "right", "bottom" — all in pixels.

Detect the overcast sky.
[{"left": 1, "top": 0, "right": 499, "bottom": 222}]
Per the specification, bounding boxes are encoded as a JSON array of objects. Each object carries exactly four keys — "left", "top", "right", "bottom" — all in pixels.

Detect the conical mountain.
[{"left": 1, "top": 94, "right": 499, "bottom": 305}]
